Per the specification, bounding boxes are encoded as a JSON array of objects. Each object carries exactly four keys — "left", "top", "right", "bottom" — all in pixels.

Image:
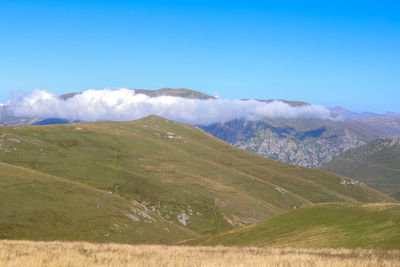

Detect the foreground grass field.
[{"left": 1, "top": 240, "right": 400, "bottom": 267}]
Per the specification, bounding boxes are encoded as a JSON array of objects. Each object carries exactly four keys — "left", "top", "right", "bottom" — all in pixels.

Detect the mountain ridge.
[
  {"left": 321, "top": 138, "right": 400, "bottom": 199},
  {"left": 0, "top": 115, "right": 393, "bottom": 236},
  {"left": 330, "top": 106, "right": 400, "bottom": 120},
  {"left": 2, "top": 88, "right": 398, "bottom": 167},
  {"left": 185, "top": 203, "right": 400, "bottom": 248}
]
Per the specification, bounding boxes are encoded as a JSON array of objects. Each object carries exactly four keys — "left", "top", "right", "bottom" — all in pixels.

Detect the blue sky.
[{"left": 0, "top": 0, "right": 399, "bottom": 112}]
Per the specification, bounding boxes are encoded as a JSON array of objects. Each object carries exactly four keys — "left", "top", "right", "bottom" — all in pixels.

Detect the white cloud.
[{"left": 8, "top": 88, "right": 335, "bottom": 125}]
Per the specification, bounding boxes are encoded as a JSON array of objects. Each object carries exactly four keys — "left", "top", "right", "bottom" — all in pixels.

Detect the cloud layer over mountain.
[{"left": 8, "top": 88, "right": 334, "bottom": 125}]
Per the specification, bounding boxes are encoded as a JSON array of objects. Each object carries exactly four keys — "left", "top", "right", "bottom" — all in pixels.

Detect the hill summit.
[{"left": 0, "top": 115, "right": 393, "bottom": 238}]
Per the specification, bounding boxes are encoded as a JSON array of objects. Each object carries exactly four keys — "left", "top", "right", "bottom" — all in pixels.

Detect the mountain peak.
[
  {"left": 60, "top": 88, "right": 215, "bottom": 100},
  {"left": 134, "top": 88, "right": 216, "bottom": 99}
]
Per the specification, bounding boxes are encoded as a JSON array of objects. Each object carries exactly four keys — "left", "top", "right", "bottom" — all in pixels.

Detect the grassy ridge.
[
  {"left": 186, "top": 203, "right": 400, "bottom": 248},
  {"left": 0, "top": 162, "right": 195, "bottom": 244},
  {"left": 0, "top": 116, "right": 394, "bottom": 235},
  {"left": 321, "top": 138, "right": 400, "bottom": 199}
]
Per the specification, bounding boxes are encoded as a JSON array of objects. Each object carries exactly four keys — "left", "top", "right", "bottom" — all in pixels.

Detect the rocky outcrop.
[{"left": 201, "top": 118, "right": 381, "bottom": 167}]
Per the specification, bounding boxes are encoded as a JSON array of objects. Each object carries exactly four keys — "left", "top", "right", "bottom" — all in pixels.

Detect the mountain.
[
  {"left": 56, "top": 90, "right": 395, "bottom": 167},
  {"left": 0, "top": 88, "right": 393, "bottom": 167},
  {"left": 61, "top": 88, "right": 215, "bottom": 100},
  {"left": 32, "top": 118, "right": 78, "bottom": 125},
  {"left": 357, "top": 117, "right": 400, "bottom": 137},
  {"left": 1, "top": 88, "right": 214, "bottom": 126},
  {"left": 330, "top": 106, "right": 400, "bottom": 120},
  {"left": 135, "top": 88, "right": 215, "bottom": 99},
  {"left": 0, "top": 106, "right": 39, "bottom": 126},
  {"left": 200, "top": 117, "right": 383, "bottom": 167},
  {"left": 185, "top": 203, "right": 400, "bottom": 249},
  {"left": 321, "top": 138, "right": 400, "bottom": 199},
  {"left": 242, "top": 99, "right": 310, "bottom": 107},
  {"left": 60, "top": 92, "right": 81, "bottom": 100},
  {"left": 329, "top": 107, "right": 400, "bottom": 137},
  {"left": 0, "top": 88, "right": 215, "bottom": 126},
  {"left": 0, "top": 161, "right": 195, "bottom": 244},
  {"left": 0, "top": 116, "right": 392, "bottom": 236}
]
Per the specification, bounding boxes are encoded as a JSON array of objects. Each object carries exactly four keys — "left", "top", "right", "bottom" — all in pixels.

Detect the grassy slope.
[
  {"left": 186, "top": 203, "right": 400, "bottom": 249},
  {"left": 321, "top": 138, "right": 400, "bottom": 199},
  {"left": 0, "top": 116, "right": 394, "bottom": 235},
  {"left": 0, "top": 161, "right": 195, "bottom": 244}
]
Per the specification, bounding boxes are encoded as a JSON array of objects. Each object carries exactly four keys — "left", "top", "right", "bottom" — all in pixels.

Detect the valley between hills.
[{"left": 0, "top": 115, "right": 398, "bottom": 249}]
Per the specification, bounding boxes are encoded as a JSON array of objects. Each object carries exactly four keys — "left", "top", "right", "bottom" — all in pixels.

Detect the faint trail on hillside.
[{"left": 346, "top": 159, "right": 400, "bottom": 173}]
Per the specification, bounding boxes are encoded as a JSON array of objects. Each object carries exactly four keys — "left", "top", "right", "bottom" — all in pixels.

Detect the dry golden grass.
[{"left": 1, "top": 240, "right": 400, "bottom": 267}]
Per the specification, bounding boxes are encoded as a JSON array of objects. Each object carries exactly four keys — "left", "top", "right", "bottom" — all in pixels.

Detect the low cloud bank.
[{"left": 8, "top": 88, "right": 334, "bottom": 125}]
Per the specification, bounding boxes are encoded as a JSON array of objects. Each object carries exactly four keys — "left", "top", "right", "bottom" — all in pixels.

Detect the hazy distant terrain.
[
  {"left": 357, "top": 117, "right": 400, "bottom": 138},
  {"left": 61, "top": 88, "right": 216, "bottom": 100},
  {"left": 329, "top": 106, "right": 400, "bottom": 120}
]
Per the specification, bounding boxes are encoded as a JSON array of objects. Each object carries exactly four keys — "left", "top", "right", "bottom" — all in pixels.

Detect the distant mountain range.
[
  {"left": 329, "top": 106, "right": 400, "bottom": 120},
  {"left": 61, "top": 88, "right": 215, "bottom": 100},
  {"left": 356, "top": 117, "right": 400, "bottom": 138},
  {"left": 1, "top": 88, "right": 399, "bottom": 167}
]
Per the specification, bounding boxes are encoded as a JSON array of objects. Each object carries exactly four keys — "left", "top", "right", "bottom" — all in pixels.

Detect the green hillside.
[
  {"left": 186, "top": 203, "right": 400, "bottom": 248},
  {"left": 0, "top": 162, "right": 195, "bottom": 244},
  {"left": 0, "top": 116, "right": 394, "bottom": 236},
  {"left": 321, "top": 138, "right": 400, "bottom": 199}
]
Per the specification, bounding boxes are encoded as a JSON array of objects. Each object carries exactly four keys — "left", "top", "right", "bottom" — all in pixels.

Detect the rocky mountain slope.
[
  {"left": 321, "top": 138, "right": 400, "bottom": 199},
  {"left": 0, "top": 116, "right": 392, "bottom": 237},
  {"left": 200, "top": 117, "right": 382, "bottom": 167}
]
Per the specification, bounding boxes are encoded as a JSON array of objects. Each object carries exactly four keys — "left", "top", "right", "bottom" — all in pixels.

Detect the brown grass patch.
[{"left": 1, "top": 240, "right": 400, "bottom": 267}]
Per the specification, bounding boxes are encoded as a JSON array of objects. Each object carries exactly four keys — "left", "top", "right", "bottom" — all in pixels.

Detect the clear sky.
[{"left": 0, "top": 0, "right": 399, "bottom": 112}]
